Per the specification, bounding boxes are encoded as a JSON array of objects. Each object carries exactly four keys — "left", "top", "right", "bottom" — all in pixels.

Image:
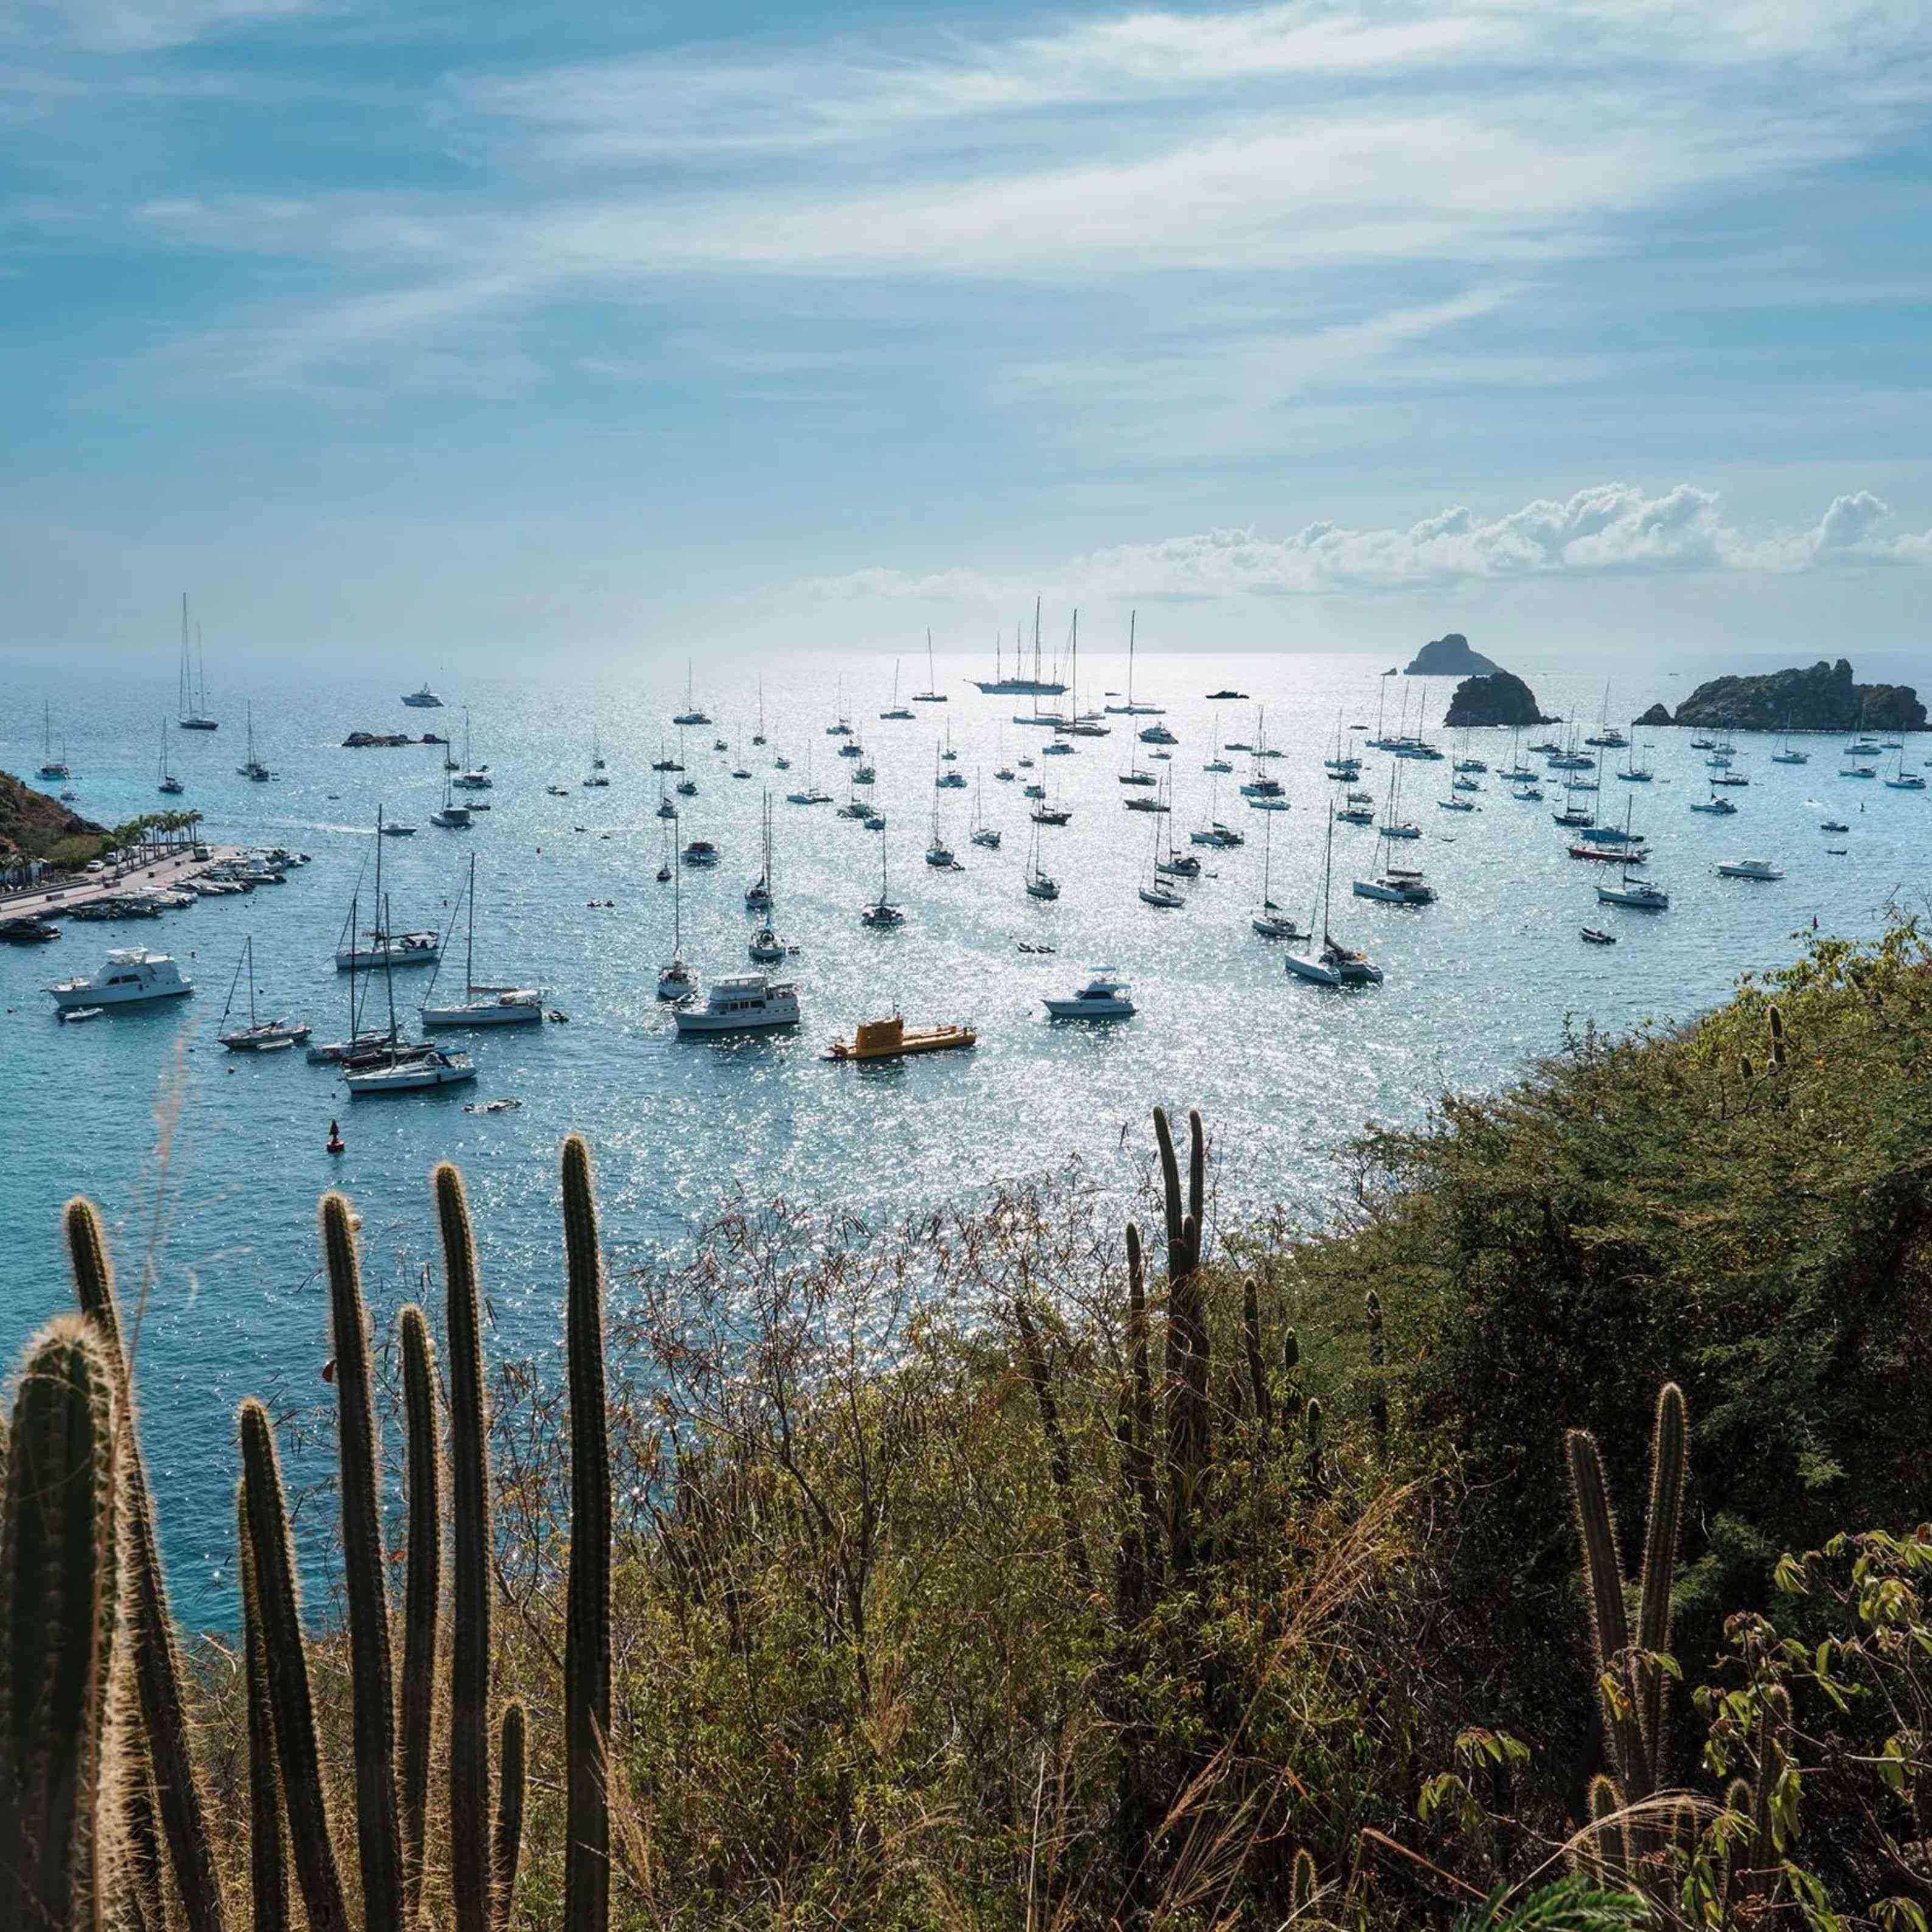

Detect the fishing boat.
[
  {"left": 861, "top": 834, "right": 906, "bottom": 926},
  {"left": 913, "top": 629, "right": 947, "bottom": 703},
  {"left": 176, "top": 595, "right": 218, "bottom": 729},
  {"left": 402, "top": 682, "right": 444, "bottom": 708},
  {"left": 47, "top": 947, "right": 193, "bottom": 1012},
  {"left": 671, "top": 660, "right": 712, "bottom": 727},
  {"left": 156, "top": 720, "right": 184, "bottom": 795},
  {"left": 674, "top": 972, "right": 800, "bottom": 1035},
  {"left": 218, "top": 936, "right": 311, "bottom": 1049},
  {"left": 825, "top": 1014, "right": 975, "bottom": 1061},
  {"left": 1044, "top": 971, "right": 1135, "bottom": 1019},
  {"left": 1285, "top": 807, "right": 1382, "bottom": 986},
  {"left": 420, "top": 856, "right": 544, "bottom": 1026}
]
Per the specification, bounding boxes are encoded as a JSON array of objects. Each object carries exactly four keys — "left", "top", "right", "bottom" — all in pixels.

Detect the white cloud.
[{"left": 806, "top": 485, "right": 1932, "bottom": 604}]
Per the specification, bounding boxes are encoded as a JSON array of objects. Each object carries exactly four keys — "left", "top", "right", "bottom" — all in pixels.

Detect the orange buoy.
[
  {"left": 322, "top": 1358, "right": 335, "bottom": 1383},
  {"left": 327, "top": 1118, "right": 345, "bottom": 1155}
]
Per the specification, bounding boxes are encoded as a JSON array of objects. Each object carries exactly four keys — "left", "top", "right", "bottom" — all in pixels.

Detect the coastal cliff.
[
  {"left": 0, "top": 770, "right": 103, "bottom": 859},
  {"left": 1653, "top": 659, "right": 1925, "bottom": 730},
  {"left": 1404, "top": 632, "right": 1501, "bottom": 677},
  {"left": 1442, "top": 671, "right": 1554, "bottom": 728}
]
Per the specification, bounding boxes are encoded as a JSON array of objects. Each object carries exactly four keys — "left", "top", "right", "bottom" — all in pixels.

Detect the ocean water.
[{"left": 2, "top": 642, "right": 1923, "bottom": 1625}]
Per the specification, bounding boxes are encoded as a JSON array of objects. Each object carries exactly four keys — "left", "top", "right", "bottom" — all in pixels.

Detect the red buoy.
[{"left": 327, "top": 1118, "right": 345, "bottom": 1155}]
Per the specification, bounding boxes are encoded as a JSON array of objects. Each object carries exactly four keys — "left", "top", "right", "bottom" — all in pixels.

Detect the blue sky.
[{"left": 4, "top": 0, "right": 1931, "bottom": 661}]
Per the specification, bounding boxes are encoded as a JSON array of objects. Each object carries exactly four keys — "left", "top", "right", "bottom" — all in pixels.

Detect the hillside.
[
  {"left": 0, "top": 768, "right": 103, "bottom": 860},
  {"left": 1663, "top": 657, "right": 1925, "bottom": 730}
]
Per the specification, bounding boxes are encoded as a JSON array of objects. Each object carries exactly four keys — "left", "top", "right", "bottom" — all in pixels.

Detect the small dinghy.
[{"left": 1580, "top": 927, "right": 1617, "bottom": 946}]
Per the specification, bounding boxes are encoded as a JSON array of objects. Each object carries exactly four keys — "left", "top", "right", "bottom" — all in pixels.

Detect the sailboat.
[
  {"left": 1616, "top": 735, "right": 1655, "bottom": 782},
  {"left": 1286, "top": 807, "right": 1383, "bottom": 986},
  {"left": 748, "top": 797, "right": 789, "bottom": 960},
  {"left": 218, "top": 935, "right": 310, "bottom": 1050},
  {"left": 37, "top": 703, "right": 69, "bottom": 780},
  {"left": 753, "top": 681, "right": 768, "bottom": 746},
  {"left": 970, "top": 772, "right": 1001, "bottom": 848},
  {"left": 1378, "top": 753, "right": 1420, "bottom": 839},
  {"left": 156, "top": 720, "right": 184, "bottom": 795},
  {"left": 786, "top": 741, "right": 829, "bottom": 804},
  {"left": 343, "top": 892, "right": 477, "bottom": 1093},
  {"left": 236, "top": 703, "right": 271, "bottom": 781},
  {"left": 1024, "top": 815, "right": 1059, "bottom": 899},
  {"left": 582, "top": 728, "right": 610, "bottom": 787},
  {"left": 913, "top": 629, "right": 947, "bottom": 702},
  {"left": 862, "top": 833, "right": 906, "bottom": 925},
  {"left": 176, "top": 595, "right": 218, "bottom": 730},
  {"left": 972, "top": 596, "right": 1068, "bottom": 695},
  {"left": 672, "top": 660, "right": 712, "bottom": 727},
  {"left": 926, "top": 791, "right": 960, "bottom": 868},
  {"left": 1251, "top": 811, "right": 1302, "bottom": 938},
  {"left": 420, "top": 857, "right": 543, "bottom": 1026},
  {"left": 1771, "top": 714, "right": 1810, "bottom": 765},
  {"left": 1137, "top": 803, "right": 1185, "bottom": 907},
  {"left": 333, "top": 812, "right": 441, "bottom": 971},
  {"left": 658, "top": 839, "right": 696, "bottom": 999},
  {"left": 309, "top": 893, "right": 402, "bottom": 1061},
  {"left": 451, "top": 709, "right": 493, "bottom": 789},
  {"left": 1104, "top": 611, "right": 1163, "bottom": 715},
  {"left": 881, "top": 660, "right": 914, "bottom": 720},
  {"left": 676, "top": 727, "right": 699, "bottom": 795}
]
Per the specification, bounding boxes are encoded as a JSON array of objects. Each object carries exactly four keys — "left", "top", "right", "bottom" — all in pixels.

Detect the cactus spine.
[
  {"left": 239, "top": 1398, "right": 352, "bottom": 1932},
  {"left": 323, "top": 1193, "right": 405, "bottom": 1932},
  {"left": 438, "top": 1162, "right": 496, "bottom": 1932},
  {"left": 63, "top": 1197, "right": 228, "bottom": 1932},
  {"left": 0, "top": 1318, "right": 120, "bottom": 1932},
  {"left": 238, "top": 1476, "right": 288, "bottom": 1932},
  {"left": 563, "top": 1133, "right": 613, "bottom": 1932},
  {"left": 398, "top": 1302, "right": 441, "bottom": 1930}
]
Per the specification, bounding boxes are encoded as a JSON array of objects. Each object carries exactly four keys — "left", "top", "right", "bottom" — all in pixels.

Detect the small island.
[
  {"left": 1404, "top": 632, "right": 1502, "bottom": 678},
  {"left": 1442, "top": 671, "right": 1555, "bottom": 729},
  {"left": 342, "top": 730, "right": 450, "bottom": 749},
  {"left": 1641, "top": 659, "right": 1925, "bottom": 731}
]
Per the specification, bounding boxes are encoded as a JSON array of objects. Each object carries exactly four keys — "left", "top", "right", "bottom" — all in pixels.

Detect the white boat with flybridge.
[
  {"left": 49, "top": 947, "right": 194, "bottom": 1012},
  {"left": 674, "top": 972, "right": 800, "bottom": 1036},
  {"left": 1716, "top": 859, "right": 1784, "bottom": 881},
  {"left": 420, "top": 856, "right": 544, "bottom": 1027},
  {"left": 217, "top": 936, "right": 309, "bottom": 1049},
  {"left": 1044, "top": 970, "right": 1135, "bottom": 1019},
  {"left": 1285, "top": 806, "right": 1381, "bottom": 986},
  {"left": 402, "top": 683, "right": 444, "bottom": 708}
]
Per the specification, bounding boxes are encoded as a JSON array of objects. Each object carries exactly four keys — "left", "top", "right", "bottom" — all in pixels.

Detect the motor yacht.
[
  {"left": 682, "top": 839, "right": 719, "bottom": 868},
  {"left": 674, "top": 973, "right": 800, "bottom": 1035},
  {"left": 1716, "top": 859, "right": 1784, "bottom": 881},
  {"left": 48, "top": 948, "right": 193, "bottom": 1011},
  {"left": 402, "top": 683, "right": 444, "bottom": 708},
  {"left": 1690, "top": 795, "right": 1738, "bottom": 815},
  {"left": 1, "top": 915, "right": 60, "bottom": 944},
  {"left": 1044, "top": 971, "right": 1135, "bottom": 1019}
]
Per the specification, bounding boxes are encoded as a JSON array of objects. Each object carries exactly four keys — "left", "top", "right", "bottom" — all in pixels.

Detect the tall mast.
[
  {"left": 382, "top": 893, "right": 399, "bottom": 1045},
  {"left": 1128, "top": 610, "right": 1135, "bottom": 703},
  {"left": 465, "top": 851, "right": 476, "bottom": 995},
  {"left": 1033, "top": 595, "right": 1042, "bottom": 680}
]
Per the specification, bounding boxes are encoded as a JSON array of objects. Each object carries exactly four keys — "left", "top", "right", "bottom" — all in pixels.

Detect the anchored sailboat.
[{"left": 420, "top": 856, "right": 544, "bottom": 1026}]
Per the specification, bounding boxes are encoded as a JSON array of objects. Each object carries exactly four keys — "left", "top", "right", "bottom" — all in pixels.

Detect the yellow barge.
[{"left": 824, "top": 1014, "right": 977, "bottom": 1062}]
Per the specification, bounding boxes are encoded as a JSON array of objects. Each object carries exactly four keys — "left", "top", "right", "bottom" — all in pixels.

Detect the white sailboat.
[
  {"left": 913, "top": 629, "right": 947, "bottom": 702},
  {"left": 970, "top": 772, "right": 1001, "bottom": 848},
  {"left": 176, "top": 595, "right": 218, "bottom": 730},
  {"left": 1024, "top": 816, "right": 1059, "bottom": 900},
  {"left": 1137, "top": 807, "right": 1185, "bottom": 908},
  {"left": 657, "top": 838, "right": 696, "bottom": 999},
  {"left": 672, "top": 659, "right": 712, "bottom": 727},
  {"left": 333, "top": 812, "right": 442, "bottom": 971},
  {"left": 236, "top": 702, "right": 271, "bottom": 781},
  {"left": 451, "top": 709, "right": 493, "bottom": 790},
  {"left": 881, "top": 660, "right": 914, "bottom": 720},
  {"left": 420, "top": 856, "right": 544, "bottom": 1027},
  {"left": 218, "top": 935, "right": 310, "bottom": 1050},
  {"left": 1103, "top": 611, "right": 1163, "bottom": 716},
  {"left": 344, "top": 891, "right": 476, "bottom": 1094},
  {"left": 1285, "top": 806, "right": 1383, "bottom": 986},
  {"left": 748, "top": 797, "right": 789, "bottom": 961},
  {"left": 862, "top": 832, "right": 906, "bottom": 925},
  {"left": 156, "top": 720, "right": 184, "bottom": 795},
  {"left": 1251, "top": 810, "right": 1302, "bottom": 939}
]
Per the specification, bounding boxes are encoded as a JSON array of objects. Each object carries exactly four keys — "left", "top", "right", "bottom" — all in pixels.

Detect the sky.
[{"left": 3, "top": 0, "right": 1931, "bottom": 663}]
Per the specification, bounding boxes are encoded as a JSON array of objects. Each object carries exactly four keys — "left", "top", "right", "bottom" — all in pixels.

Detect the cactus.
[
  {"left": 1303, "top": 1397, "right": 1326, "bottom": 1493},
  {"left": 64, "top": 1197, "right": 228, "bottom": 1932},
  {"left": 323, "top": 1192, "right": 405, "bottom": 1932},
  {"left": 1767, "top": 1003, "right": 1787, "bottom": 1070},
  {"left": 563, "top": 1133, "right": 613, "bottom": 1932},
  {"left": 438, "top": 1162, "right": 495, "bottom": 1932},
  {"left": 239, "top": 1398, "right": 352, "bottom": 1932},
  {"left": 1289, "top": 1846, "right": 1317, "bottom": 1916},
  {"left": 1365, "top": 1290, "right": 1388, "bottom": 1446},
  {"left": 1242, "top": 1277, "right": 1271, "bottom": 1434},
  {"left": 492, "top": 1701, "right": 527, "bottom": 1931},
  {"left": 398, "top": 1303, "right": 441, "bottom": 1930},
  {"left": 238, "top": 1476, "right": 288, "bottom": 1932},
  {"left": 1123, "top": 1222, "right": 1162, "bottom": 1587},
  {"left": 0, "top": 1318, "right": 120, "bottom": 1932},
  {"left": 1014, "top": 1296, "right": 1092, "bottom": 1588},
  {"left": 1156, "top": 1106, "right": 1212, "bottom": 1571}
]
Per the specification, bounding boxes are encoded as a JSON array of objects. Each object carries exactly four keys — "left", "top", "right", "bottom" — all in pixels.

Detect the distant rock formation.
[
  {"left": 342, "top": 731, "right": 448, "bottom": 748},
  {"left": 1669, "top": 660, "right": 1925, "bottom": 731},
  {"left": 1405, "top": 632, "right": 1502, "bottom": 678},
  {"left": 0, "top": 771, "right": 103, "bottom": 859},
  {"left": 1634, "top": 702, "right": 1674, "bottom": 728},
  {"left": 1443, "top": 672, "right": 1554, "bottom": 729}
]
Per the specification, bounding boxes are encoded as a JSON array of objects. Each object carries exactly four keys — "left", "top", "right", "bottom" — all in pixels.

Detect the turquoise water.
[{"left": 2, "top": 643, "right": 1923, "bottom": 1624}]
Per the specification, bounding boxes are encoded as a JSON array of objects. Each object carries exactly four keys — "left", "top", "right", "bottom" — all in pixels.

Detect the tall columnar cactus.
[
  {"left": 438, "top": 1161, "right": 497, "bottom": 1932},
  {"left": 492, "top": 1701, "right": 528, "bottom": 1932},
  {"left": 1565, "top": 1381, "right": 1688, "bottom": 1869},
  {"left": 238, "top": 1477, "right": 288, "bottom": 1932},
  {"left": 397, "top": 1302, "right": 441, "bottom": 1930},
  {"left": 238, "top": 1398, "right": 352, "bottom": 1932},
  {"left": 63, "top": 1196, "right": 228, "bottom": 1932},
  {"left": 1156, "top": 1106, "right": 1212, "bottom": 1570},
  {"left": 1241, "top": 1277, "right": 1272, "bottom": 1435},
  {"left": 563, "top": 1132, "right": 614, "bottom": 1932},
  {"left": 1014, "top": 1296, "right": 1092, "bottom": 1588},
  {"left": 0, "top": 1318, "right": 120, "bottom": 1932},
  {"left": 322, "top": 1192, "right": 405, "bottom": 1932},
  {"left": 1365, "top": 1290, "right": 1388, "bottom": 1446},
  {"left": 1123, "top": 1222, "right": 1162, "bottom": 1586}
]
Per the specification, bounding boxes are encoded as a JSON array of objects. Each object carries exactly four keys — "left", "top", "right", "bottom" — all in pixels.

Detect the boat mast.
[
  {"left": 1127, "top": 610, "right": 1135, "bottom": 705},
  {"left": 465, "top": 851, "right": 476, "bottom": 997}
]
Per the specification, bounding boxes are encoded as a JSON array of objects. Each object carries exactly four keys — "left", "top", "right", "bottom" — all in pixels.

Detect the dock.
[{"left": 0, "top": 845, "right": 247, "bottom": 921}]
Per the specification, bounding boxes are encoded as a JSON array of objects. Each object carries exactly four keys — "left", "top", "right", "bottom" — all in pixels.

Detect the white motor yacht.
[
  {"left": 48, "top": 948, "right": 193, "bottom": 1012},
  {"left": 402, "top": 683, "right": 444, "bottom": 708},
  {"left": 344, "top": 1047, "right": 476, "bottom": 1095},
  {"left": 674, "top": 973, "right": 800, "bottom": 1035},
  {"left": 1044, "top": 971, "right": 1135, "bottom": 1019},
  {"left": 1716, "top": 859, "right": 1784, "bottom": 881}
]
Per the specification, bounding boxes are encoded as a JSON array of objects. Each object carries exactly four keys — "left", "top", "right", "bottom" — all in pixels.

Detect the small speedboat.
[
  {"left": 1044, "top": 971, "right": 1135, "bottom": 1019},
  {"left": 1580, "top": 927, "right": 1617, "bottom": 946},
  {"left": 60, "top": 1006, "right": 105, "bottom": 1023},
  {"left": 1820, "top": 820, "right": 1849, "bottom": 832},
  {"left": 1716, "top": 859, "right": 1783, "bottom": 881}
]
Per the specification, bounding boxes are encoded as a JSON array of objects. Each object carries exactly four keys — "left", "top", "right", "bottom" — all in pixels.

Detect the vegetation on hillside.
[{"left": 3, "top": 924, "right": 1930, "bottom": 1928}]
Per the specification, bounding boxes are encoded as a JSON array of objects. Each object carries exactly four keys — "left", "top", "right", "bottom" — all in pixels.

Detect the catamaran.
[
  {"left": 176, "top": 595, "right": 218, "bottom": 730},
  {"left": 420, "top": 856, "right": 544, "bottom": 1027},
  {"left": 862, "top": 832, "right": 907, "bottom": 925}
]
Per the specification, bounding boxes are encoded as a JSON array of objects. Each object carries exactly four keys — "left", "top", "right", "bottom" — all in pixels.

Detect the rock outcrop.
[
  {"left": 1404, "top": 632, "right": 1502, "bottom": 678},
  {"left": 1635, "top": 702, "right": 1673, "bottom": 728},
  {"left": 1669, "top": 660, "right": 1924, "bottom": 731},
  {"left": 1442, "top": 671, "right": 1554, "bottom": 729},
  {"left": 342, "top": 731, "right": 449, "bottom": 748},
  {"left": 0, "top": 772, "right": 103, "bottom": 859}
]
